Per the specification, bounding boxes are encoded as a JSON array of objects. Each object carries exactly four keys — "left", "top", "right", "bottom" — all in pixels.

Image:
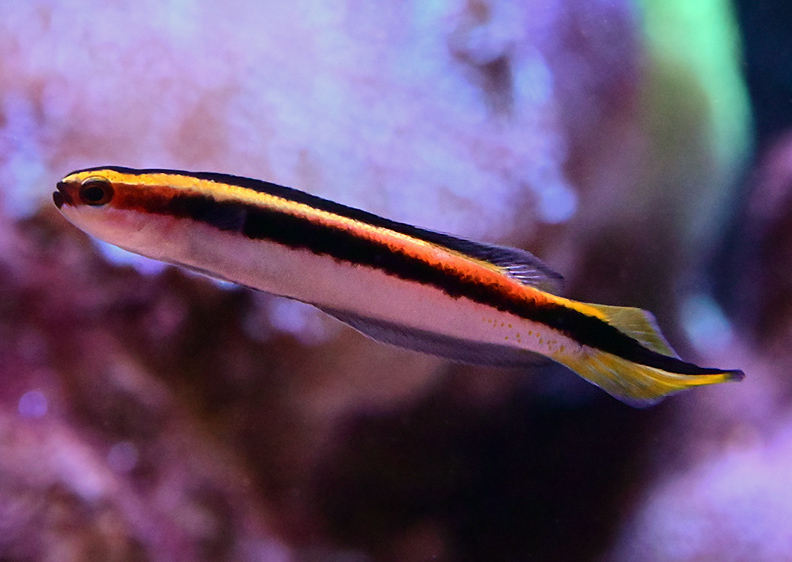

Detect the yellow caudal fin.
[
  {"left": 558, "top": 350, "right": 744, "bottom": 407},
  {"left": 585, "top": 303, "right": 678, "bottom": 357},
  {"left": 554, "top": 302, "right": 743, "bottom": 406}
]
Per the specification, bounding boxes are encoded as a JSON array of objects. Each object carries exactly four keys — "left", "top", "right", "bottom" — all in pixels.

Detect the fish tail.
[
  {"left": 554, "top": 302, "right": 744, "bottom": 406},
  {"left": 558, "top": 350, "right": 744, "bottom": 407}
]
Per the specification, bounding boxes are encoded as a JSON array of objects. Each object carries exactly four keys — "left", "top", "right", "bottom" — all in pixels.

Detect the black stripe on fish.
[{"left": 110, "top": 185, "right": 726, "bottom": 377}]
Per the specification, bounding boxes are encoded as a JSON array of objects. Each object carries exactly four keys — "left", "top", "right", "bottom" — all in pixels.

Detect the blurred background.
[{"left": 0, "top": 0, "right": 788, "bottom": 560}]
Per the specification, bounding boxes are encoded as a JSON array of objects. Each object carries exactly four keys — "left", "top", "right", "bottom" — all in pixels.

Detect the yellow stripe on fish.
[{"left": 53, "top": 166, "right": 744, "bottom": 406}]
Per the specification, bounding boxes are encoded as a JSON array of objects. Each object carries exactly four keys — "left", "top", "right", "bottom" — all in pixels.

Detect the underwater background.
[{"left": 0, "top": 0, "right": 787, "bottom": 560}]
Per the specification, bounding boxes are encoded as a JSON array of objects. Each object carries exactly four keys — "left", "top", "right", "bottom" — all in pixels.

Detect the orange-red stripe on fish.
[{"left": 54, "top": 166, "right": 745, "bottom": 393}]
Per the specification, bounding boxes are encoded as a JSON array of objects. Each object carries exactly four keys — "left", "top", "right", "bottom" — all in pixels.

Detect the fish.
[{"left": 53, "top": 166, "right": 744, "bottom": 406}]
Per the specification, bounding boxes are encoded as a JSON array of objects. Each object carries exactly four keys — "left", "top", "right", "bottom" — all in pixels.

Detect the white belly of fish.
[{"left": 141, "top": 218, "right": 575, "bottom": 363}]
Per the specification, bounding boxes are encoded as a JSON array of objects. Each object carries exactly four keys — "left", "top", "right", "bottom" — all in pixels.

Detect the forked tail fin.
[{"left": 557, "top": 303, "right": 744, "bottom": 407}]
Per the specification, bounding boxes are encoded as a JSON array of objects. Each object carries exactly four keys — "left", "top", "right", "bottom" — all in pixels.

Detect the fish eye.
[{"left": 79, "top": 178, "right": 114, "bottom": 206}]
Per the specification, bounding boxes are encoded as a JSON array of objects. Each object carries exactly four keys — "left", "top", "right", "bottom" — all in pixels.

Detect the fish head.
[{"left": 53, "top": 167, "right": 180, "bottom": 260}]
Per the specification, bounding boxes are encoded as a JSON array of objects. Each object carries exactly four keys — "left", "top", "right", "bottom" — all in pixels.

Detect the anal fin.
[{"left": 318, "top": 307, "right": 547, "bottom": 368}]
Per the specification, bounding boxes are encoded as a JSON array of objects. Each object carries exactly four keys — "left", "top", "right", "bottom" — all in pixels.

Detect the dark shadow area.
[
  {"left": 313, "top": 380, "right": 660, "bottom": 562},
  {"left": 733, "top": 1, "right": 792, "bottom": 147}
]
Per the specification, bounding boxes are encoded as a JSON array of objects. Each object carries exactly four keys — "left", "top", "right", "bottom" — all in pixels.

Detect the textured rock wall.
[{"left": 0, "top": 1, "right": 759, "bottom": 561}]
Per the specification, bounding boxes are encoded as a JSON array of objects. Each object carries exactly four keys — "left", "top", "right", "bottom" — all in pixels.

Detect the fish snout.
[{"left": 53, "top": 181, "right": 72, "bottom": 209}]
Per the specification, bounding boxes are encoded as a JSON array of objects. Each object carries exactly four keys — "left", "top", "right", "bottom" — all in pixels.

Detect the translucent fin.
[
  {"left": 557, "top": 350, "right": 744, "bottom": 407},
  {"left": 583, "top": 303, "right": 678, "bottom": 357},
  {"left": 318, "top": 307, "right": 547, "bottom": 367},
  {"left": 419, "top": 231, "right": 564, "bottom": 294}
]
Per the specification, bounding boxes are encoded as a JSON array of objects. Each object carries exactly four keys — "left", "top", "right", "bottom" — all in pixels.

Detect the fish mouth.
[{"left": 53, "top": 181, "right": 70, "bottom": 209}]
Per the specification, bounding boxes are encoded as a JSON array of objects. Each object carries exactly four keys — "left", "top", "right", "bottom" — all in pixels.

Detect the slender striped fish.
[{"left": 53, "top": 167, "right": 743, "bottom": 406}]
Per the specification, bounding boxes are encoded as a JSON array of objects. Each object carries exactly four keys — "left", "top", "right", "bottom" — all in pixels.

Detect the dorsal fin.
[{"left": 416, "top": 230, "right": 564, "bottom": 294}]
